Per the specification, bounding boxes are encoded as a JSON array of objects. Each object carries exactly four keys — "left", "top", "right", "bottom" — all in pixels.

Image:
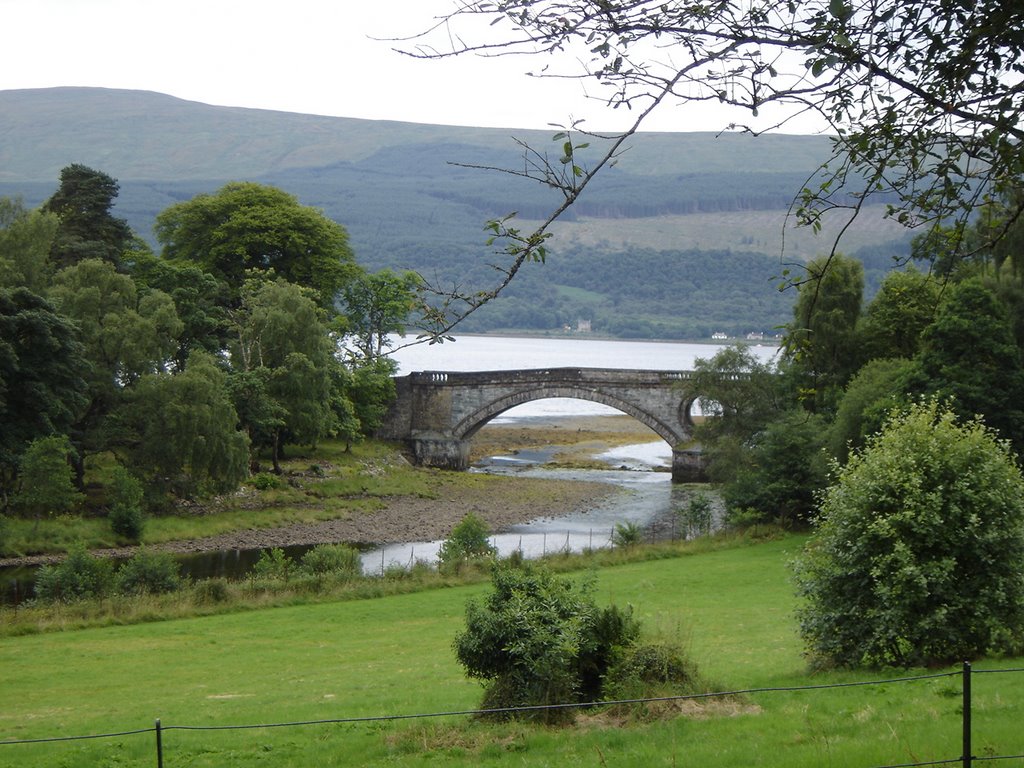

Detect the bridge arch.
[{"left": 453, "top": 387, "right": 686, "bottom": 447}]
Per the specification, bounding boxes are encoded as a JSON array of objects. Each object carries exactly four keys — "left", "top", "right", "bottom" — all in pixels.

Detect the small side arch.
[{"left": 452, "top": 386, "right": 688, "bottom": 447}]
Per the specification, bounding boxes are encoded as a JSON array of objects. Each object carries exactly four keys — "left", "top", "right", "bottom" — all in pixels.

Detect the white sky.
[{"left": 0, "top": 0, "right": 820, "bottom": 133}]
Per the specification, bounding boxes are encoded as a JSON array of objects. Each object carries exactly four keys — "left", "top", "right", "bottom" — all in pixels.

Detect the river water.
[{"left": 1, "top": 336, "right": 776, "bottom": 602}]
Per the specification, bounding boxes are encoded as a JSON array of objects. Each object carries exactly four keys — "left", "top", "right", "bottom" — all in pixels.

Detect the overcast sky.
[{"left": 0, "top": 0, "right": 826, "bottom": 134}]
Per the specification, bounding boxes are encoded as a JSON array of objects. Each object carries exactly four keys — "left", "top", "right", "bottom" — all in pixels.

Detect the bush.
[
  {"left": 116, "top": 549, "right": 182, "bottom": 595},
  {"left": 14, "top": 435, "right": 82, "bottom": 519},
  {"left": 192, "top": 577, "right": 230, "bottom": 604},
  {"left": 107, "top": 467, "right": 146, "bottom": 542},
  {"left": 251, "top": 547, "right": 296, "bottom": 582},
  {"left": 794, "top": 400, "right": 1024, "bottom": 668},
  {"left": 438, "top": 513, "right": 496, "bottom": 573},
  {"left": 611, "top": 520, "right": 643, "bottom": 547},
  {"left": 454, "top": 563, "right": 639, "bottom": 723},
  {"left": 34, "top": 546, "right": 114, "bottom": 602},
  {"left": 603, "top": 641, "right": 701, "bottom": 701},
  {"left": 300, "top": 543, "right": 362, "bottom": 579},
  {"left": 251, "top": 472, "right": 283, "bottom": 490},
  {"left": 678, "top": 492, "right": 714, "bottom": 538}
]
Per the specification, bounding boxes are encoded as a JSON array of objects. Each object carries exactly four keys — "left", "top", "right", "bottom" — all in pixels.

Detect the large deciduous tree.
[
  {"left": 229, "top": 278, "right": 338, "bottom": 471},
  {"left": 42, "top": 164, "right": 132, "bottom": 270},
  {"left": 794, "top": 400, "right": 1024, "bottom": 668},
  {"left": 339, "top": 268, "right": 423, "bottom": 361},
  {"left": 48, "top": 259, "right": 183, "bottom": 481},
  {"left": 155, "top": 182, "right": 359, "bottom": 311},
  {"left": 116, "top": 352, "right": 249, "bottom": 499},
  {"left": 856, "top": 267, "right": 941, "bottom": 362},
  {"left": 405, "top": 0, "right": 1024, "bottom": 333}
]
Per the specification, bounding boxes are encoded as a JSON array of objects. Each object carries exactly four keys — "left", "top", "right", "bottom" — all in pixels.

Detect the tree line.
[
  {"left": 689, "top": 191, "right": 1024, "bottom": 666},
  {"left": 0, "top": 165, "right": 420, "bottom": 533}
]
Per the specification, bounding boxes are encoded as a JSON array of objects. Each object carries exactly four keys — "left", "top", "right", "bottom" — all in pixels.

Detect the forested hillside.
[{"left": 0, "top": 87, "right": 914, "bottom": 338}]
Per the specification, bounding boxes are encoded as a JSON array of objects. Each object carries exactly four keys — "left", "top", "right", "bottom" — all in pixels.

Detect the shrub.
[
  {"left": 108, "top": 466, "right": 146, "bottom": 542},
  {"left": 251, "top": 472, "right": 283, "bottom": 490},
  {"left": 14, "top": 435, "right": 82, "bottom": 520},
  {"left": 611, "top": 521, "right": 643, "bottom": 548},
  {"left": 678, "top": 492, "right": 714, "bottom": 538},
  {"left": 34, "top": 546, "right": 114, "bottom": 602},
  {"left": 300, "top": 543, "right": 362, "bottom": 579},
  {"left": 603, "top": 641, "right": 701, "bottom": 701},
  {"left": 438, "top": 513, "right": 496, "bottom": 573},
  {"left": 116, "top": 549, "right": 182, "bottom": 595},
  {"left": 794, "top": 400, "right": 1024, "bottom": 668},
  {"left": 193, "top": 577, "right": 230, "bottom": 604},
  {"left": 454, "top": 563, "right": 639, "bottom": 723},
  {"left": 251, "top": 547, "right": 296, "bottom": 582}
]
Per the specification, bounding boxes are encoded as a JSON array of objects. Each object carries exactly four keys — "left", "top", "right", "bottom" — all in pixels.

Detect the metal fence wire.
[{"left": 2, "top": 662, "right": 1022, "bottom": 767}]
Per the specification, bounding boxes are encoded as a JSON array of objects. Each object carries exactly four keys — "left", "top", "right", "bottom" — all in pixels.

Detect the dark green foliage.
[
  {"left": 346, "top": 357, "right": 397, "bottom": 437},
  {"left": 794, "top": 400, "right": 1024, "bottom": 668},
  {"left": 0, "top": 288, "right": 88, "bottom": 497},
  {"left": 192, "top": 577, "right": 230, "bottom": 604},
  {"left": 438, "top": 513, "right": 496, "bottom": 572},
  {"left": 721, "top": 410, "right": 829, "bottom": 527},
  {"left": 299, "top": 543, "right": 362, "bottom": 579},
  {"left": 117, "top": 351, "right": 250, "bottom": 498},
  {"left": 603, "top": 641, "right": 700, "bottom": 702},
  {"left": 13, "top": 435, "right": 83, "bottom": 519},
  {"left": 907, "top": 280, "right": 1024, "bottom": 450},
  {"left": 0, "top": 196, "right": 58, "bottom": 293},
  {"left": 115, "top": 549, "right": 182, "bottom": 595},
  {"left": 107, "top": 466, "right": 145, "bottom": 542},
  {"left": 856, "top": 267, "right": 940, "bottom": 361},
  {"left": 34, "top": 546, "right": 114, "bottom": 602},
  {"left": 786, "top": 254, "right": 864, "bottom": 414},
  {"left": 340, "top": 268, "right": 423, "bottom": 361},
  {"left": 828, "top": 358, "right": 914, "bottom": 463},
  {"left": 454, "top": 564, "right": 639, "bottom": 723},
  {"left": 155, "top": 181, "right": 359, "bottom": 311},
  {"left": 252, "top": 548, "right": 296, "bottom": 582},
  {"left": 42, "top": 164, "right": 132, "bottom": 269},
  {"left": 678, "top": 492, "right": 714, "bottom": 538},
  {"left": 250, "top": 472, "right": 283, "bottom": 491},
  {"left": 611, "top": 521, "right": 643, "bottom": 547},
  {"left": 125, "top": 251, "right": 230, "bottom": 372},
  {"left": 231, "top": 277, "right": 337, "bottom": 470}
]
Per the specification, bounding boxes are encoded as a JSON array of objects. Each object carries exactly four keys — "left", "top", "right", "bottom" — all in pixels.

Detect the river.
[{"left": 1, "top": 336, "right": 777, "bottom": 602}]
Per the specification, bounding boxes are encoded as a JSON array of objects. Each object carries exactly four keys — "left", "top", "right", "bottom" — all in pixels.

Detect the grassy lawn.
[{"left": 1, "top": 535, "right": 1021, "bottom": 767}]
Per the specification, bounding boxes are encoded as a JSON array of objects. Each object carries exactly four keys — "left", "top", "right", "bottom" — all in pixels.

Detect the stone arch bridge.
[{"left": 376, "top": 367, "right": 706, "bottom": 482}]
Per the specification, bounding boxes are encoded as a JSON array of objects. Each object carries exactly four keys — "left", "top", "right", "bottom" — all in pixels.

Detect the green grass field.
[{"left": 1, "top": 535, "right": 1021, "bottom": 767}]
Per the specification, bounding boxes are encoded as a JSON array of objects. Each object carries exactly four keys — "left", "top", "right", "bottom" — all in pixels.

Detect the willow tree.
[{"left": 405, "top": 0, "right": 1024, "bottom": 334}]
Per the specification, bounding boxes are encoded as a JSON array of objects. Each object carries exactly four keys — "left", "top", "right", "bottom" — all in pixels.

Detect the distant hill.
[{"left": 0, "top": 87, "right": 913, "bottom": 339}]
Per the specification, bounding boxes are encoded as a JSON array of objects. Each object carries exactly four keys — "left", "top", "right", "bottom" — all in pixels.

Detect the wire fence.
[{"left": 2, "top": 662, "right": 1022, "bottom": 767}]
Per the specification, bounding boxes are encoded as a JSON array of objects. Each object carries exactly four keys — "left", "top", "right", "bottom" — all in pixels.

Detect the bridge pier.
[
  {"left": 672, "top": 447, "right": 707, "bottom": 484},
  {"left": 408, "top": 434, "right": 471, "bottom": 471}
]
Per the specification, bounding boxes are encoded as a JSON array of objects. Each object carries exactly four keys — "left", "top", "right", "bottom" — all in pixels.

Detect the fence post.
[
  {"left": 155, "top": 718, "right": 163, "bottom": 768},
  {"left": 962, "top": 661, "right": 972, "bottom": 768}
]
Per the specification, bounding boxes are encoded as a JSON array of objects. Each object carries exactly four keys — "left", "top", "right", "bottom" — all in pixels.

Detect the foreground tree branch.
[{"left": 402, "top": 0, "right": 1024, "bottom": 337}]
